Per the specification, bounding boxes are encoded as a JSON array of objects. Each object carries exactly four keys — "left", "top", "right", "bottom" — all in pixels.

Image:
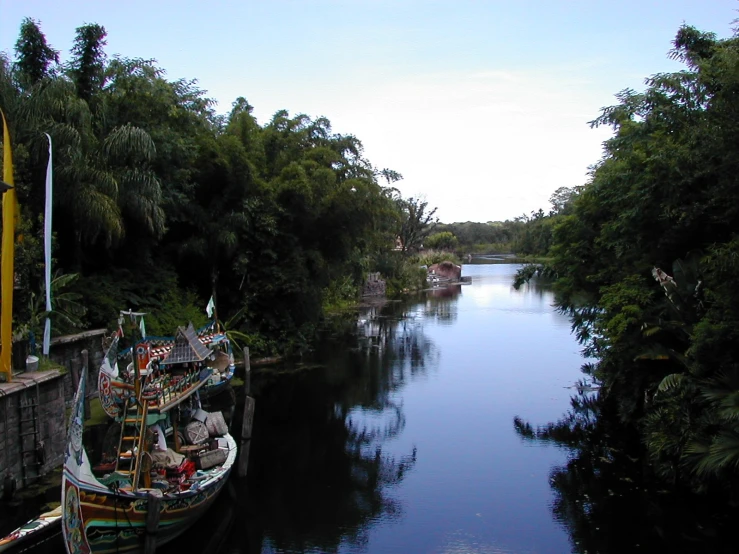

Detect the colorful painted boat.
[
  {"left": 97, "top": 319, "right": 236, "bottom": 419},
  {"left": 0, "top": 506, "right": 62, "bottom": 553},
  {"left": 62, "top": 317, "right": 238, "bottom": 554}
]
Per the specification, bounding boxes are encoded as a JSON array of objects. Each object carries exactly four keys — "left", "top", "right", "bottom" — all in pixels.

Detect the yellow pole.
[{"left": 1, "top": 110, "right": 17, "bottom": 382}]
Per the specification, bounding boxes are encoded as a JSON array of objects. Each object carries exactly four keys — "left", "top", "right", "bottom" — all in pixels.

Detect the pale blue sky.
[{"left": 1, "top": 1, "right": 737, "bottom": 223}]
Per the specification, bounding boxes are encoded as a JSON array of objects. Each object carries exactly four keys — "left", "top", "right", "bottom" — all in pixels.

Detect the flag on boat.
[
  {"left": 139, "top": 315, "right": 146, "bottom": 338},
  {"left": 206, "top": 296, "right": 215, "bottom": 318}
]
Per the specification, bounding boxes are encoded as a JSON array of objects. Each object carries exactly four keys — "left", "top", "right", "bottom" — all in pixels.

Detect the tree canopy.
[
  {"left": 0, "top": 19, "right": 433, "bottom": 356},
  {"left": 515, "top": 24, "right": 739, "bottom": 495}
]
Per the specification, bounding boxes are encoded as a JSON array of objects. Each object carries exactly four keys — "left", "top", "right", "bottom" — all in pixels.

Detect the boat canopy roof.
[{"left": 160, "top": 322, "right": 212, "bottom": 365}]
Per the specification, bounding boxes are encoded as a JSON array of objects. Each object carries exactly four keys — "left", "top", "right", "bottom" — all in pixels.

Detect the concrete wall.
[
  {"left": 0, "top": 371, "right": 66, "bottom": 494},
  {"left": 0, "top": 329, "right": 107, "bottom": 495},
  {"left": 49, "top": 329, "right": 107, "bottom": 402}
]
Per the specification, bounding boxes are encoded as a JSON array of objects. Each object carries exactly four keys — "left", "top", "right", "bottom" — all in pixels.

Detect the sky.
[{"left": 1, "top": 1, "right": 737, "bottom": 224}]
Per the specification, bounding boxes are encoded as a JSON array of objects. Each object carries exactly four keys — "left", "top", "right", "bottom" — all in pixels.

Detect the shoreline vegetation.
[{"left": 506, "top": 21, "right": 739, "bottom": 537}]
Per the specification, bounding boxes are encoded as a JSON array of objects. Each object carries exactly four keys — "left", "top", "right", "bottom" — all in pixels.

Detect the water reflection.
[
  {"left": 355, "top": 299, "right": 440, "bottom": 383},
  {"left": 6, "top": 264, "right": 591, "bottom": 554},
  {"left": 422, "top": 285, "right": 461, "bottom": 324},
  {"left": 238, "top": 298, "right": 438, "bottom": 553},
  {"left": 514, "top": 392, "right": 739, "bottom": 554},
  {"left": 429, "top": 284, "right": 462, "bottom": 298}
]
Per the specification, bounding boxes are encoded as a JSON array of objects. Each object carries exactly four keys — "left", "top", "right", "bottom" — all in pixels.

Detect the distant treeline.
[{"left": 432, "top": 188, "right": 574, "bottom": 255}]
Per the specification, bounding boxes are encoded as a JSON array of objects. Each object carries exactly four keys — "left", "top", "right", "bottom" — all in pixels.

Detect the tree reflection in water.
[
  {"left": 514, "top": 390, "right": 739, "bottom": 554},
  {"left": 422, "top": 284, "right": 461, "bottom": 324},
  {"left": 230, "top": 298, "right": 435, "bottom": 553}
]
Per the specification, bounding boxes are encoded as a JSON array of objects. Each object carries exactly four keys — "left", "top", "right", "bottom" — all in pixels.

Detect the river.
[
  {"left": 4, "top": 261, "right": 734, "bottom": 553},
  {"left": 216, "top": 262, "right": 587, "bottom": 554}
]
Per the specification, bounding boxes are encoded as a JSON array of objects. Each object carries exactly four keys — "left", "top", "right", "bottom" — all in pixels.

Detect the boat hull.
[
  {"left": 62, "top": 469, "right": 230, "bottom": 554},
  {"left": 62, "top": 359, "right": 238, "bottom": 554},
  {"left": 0, "top": 509, "right": 62, "bottom": 554}
]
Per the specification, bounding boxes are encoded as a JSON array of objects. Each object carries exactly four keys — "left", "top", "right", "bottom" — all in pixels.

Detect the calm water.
[
  {"left": 6, "top": 262, "right": 736, "bottom": 553},
  {"left": 229, "top": 263, "right": 587, "bottom": 554},
  {"left": 0, "top": 263, "right": 587, "bottom": 553}
]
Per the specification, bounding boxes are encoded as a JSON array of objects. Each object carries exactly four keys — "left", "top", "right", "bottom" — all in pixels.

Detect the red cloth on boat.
[{"left": 167, "top": 458, "right": 196, "bottom": 478}]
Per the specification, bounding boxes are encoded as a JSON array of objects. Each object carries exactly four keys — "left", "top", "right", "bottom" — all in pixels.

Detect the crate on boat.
[
  {"left": 205, "top": 411, "right": 228, "bottom": 437},
  {"left": 179, "top": 444, "right": 207, "bottom": 459},
  {"left": 185, "top": 421, "right": 209, "bottom": 444},
  {"left": 195, "top": 447, "right": 227, "bottom": 470}
]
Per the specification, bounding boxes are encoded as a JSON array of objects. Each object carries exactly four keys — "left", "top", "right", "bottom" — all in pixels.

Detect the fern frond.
[{"left": 658, "top": 373, "right": 685, "bottom": 392}]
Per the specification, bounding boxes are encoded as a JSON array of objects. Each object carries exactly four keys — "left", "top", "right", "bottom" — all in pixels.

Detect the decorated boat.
[
  {"left": 62, "top": 314, "right": 238, "bottom": 554},
  {"left": 0, "top": 505, "right": 62, "bottom": 553},
  {"left": 98, "top": 318, "right": 236, "bottom": 419}
]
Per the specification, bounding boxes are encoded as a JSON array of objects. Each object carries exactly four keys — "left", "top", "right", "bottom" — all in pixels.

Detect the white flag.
[
  {"left": 139, "top": 316, "right": 146, "bottom": 338},
  {"left": 206, "top": 296, "right": 215, "bottom": 318},
  {"left": 42, "top": 133, "right": 53, "bottom": 356}
]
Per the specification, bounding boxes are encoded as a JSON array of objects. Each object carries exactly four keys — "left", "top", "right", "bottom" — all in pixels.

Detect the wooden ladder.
[{"left": 114, "top": 394, "right": 149, "bottom": 490}]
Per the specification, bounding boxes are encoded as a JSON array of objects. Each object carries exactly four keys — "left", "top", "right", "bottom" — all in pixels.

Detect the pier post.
[
  {"left": 242, "top": 347, "right": 250, "bottom": 395},
  {"left": 70, "top": 357, "right": 80, "bottom": 393},
  {"left": 144, "top": 493, "right": 161, "bottom": 554},
  {"left": 81, "top": 350, "right": 90, "bottom": 420},
  {"left": 238, "top": 347, "right": 254, "bottom": 478}
]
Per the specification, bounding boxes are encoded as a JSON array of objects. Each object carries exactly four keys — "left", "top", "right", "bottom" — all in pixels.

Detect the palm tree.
[{"left": 3, "top": 19, "right": 165, "bottom": 268}]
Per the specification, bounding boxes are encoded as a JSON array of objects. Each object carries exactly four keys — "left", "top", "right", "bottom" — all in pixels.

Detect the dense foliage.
[
  {"left": 0, "top": 19, "right": 432, "bottom": 357},
  {"left": 518, "top": 24, "right": 739, "bottom": 495}
]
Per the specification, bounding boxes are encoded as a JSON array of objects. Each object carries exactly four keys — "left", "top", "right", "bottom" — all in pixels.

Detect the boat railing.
[{"left": 141, "top": 366, "right": 203, "bottom": 411}]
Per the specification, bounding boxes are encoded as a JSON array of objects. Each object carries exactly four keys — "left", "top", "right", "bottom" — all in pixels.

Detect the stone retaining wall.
[
  {"left": 362, "top": 272, "right": 386, "bottom": 297},
  {"left": 0, "top": 329, "right": 107, "bottom": 496},
  {"left": 0, "top": 371, "right": 66, "bottom": 496}
]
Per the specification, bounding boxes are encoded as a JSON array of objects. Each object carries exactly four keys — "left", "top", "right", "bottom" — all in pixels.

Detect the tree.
[
  {"left": 14, "top": 18, "right": 58, "bottom": 88},
  {"left": 68, "top": 23, "right": 107, "bottom": 102},
  {"left": 394, "top": 196, "right": 438, "bottom": 254},
  {"left": 548, "top": 186, "right": 578, "bottom": 216},
  {"left": 425, "top": 231, "right": 458, "bottom": 250},
  {"left": 545, "top": 24, "right": 739, "bottom": 491}
]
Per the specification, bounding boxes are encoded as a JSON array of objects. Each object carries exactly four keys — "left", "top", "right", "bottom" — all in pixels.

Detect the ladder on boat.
[{"left": 114, "top": 394, "right": 149, "bottom": 490}]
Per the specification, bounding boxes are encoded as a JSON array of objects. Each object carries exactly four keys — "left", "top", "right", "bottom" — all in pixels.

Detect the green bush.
[
  {"left": 425, "top": 231, "right": 458, "bottom": 250},
  {"left": 322, "top": 275, "right": 359, "bottom": 312},
  {"left": 414, "top": 249, "right": 461, "bottom": 266}
]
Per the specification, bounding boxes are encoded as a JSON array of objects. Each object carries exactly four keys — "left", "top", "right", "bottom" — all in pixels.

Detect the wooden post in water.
[
  {"left": 82, "top": 350, "right": 91, "bottom": 419},
  {"left": 172, "top": 409, "right": 181, "bottom": 453},
  {"left": 70, "top": 357, "right": 80, "bottom": 392},
  {"left": 144, "top": 493, "right": 161, "bottom": 554},
  {"left": 237, "top": 399, "right": 255, "bottom": 478},
  {"left": 238, "top": 347, "right": 254, "bottom": 478},
  {"left": 242, "top": 347, "right": 250, "bottom": 395}
]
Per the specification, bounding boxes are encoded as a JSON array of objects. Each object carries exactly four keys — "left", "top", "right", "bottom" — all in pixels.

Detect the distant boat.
[{"left": 62, "top": 316, "right": 237, "bottom": 554}]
